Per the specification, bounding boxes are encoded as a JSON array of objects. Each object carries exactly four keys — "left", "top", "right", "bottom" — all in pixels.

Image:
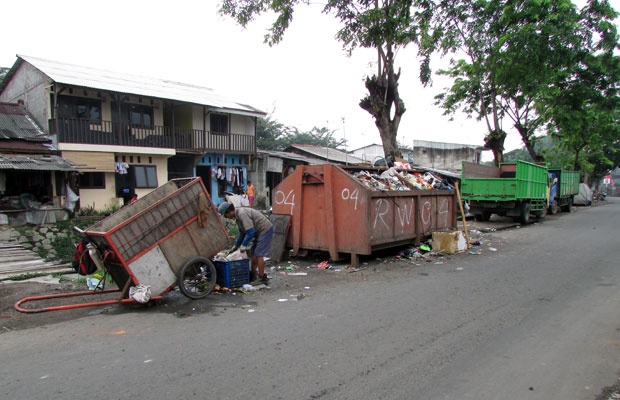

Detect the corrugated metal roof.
[
  {"left": 258, "top": 149, "right": 327, "bottom": 165},
  {"left": 0, "top": 154, "right": 75, "bottom": 171},
  {"left": 0, "top": 102, "right": 49, "bottom": 141},
  {"left": 286, "top": 144, "right": 365, "bottom": 165},
  {"left": 17, "top": 55, "right": 267, "bottom": 118}
]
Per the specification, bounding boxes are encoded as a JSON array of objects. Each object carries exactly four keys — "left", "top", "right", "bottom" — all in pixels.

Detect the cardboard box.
[{"left": 432, "top": 231, "right": 467, "bottom": 254}]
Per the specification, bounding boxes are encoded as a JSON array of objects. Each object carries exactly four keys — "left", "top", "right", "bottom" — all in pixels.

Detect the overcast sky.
[{"left": 5, "top": 0, "right": 607, "bottom": 158}]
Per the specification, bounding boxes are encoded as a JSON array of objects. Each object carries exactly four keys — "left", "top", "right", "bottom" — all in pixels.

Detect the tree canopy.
[
  {"left": 220, "top": 0, "right": 435, "bottom": 161},
  {"left": 432, "top": 0, "right": 620, "bottom": 171},
  {"left": 256, "top": 115, "right": 346, "bottom": 151}
]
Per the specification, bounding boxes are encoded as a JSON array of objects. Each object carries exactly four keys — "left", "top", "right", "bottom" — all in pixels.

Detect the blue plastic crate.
[{"left": 214, "top": 259, "right": 250, "bottom": 288}]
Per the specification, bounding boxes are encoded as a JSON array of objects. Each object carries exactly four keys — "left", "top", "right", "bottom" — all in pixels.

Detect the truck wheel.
[
  {"left": 520, "top": 202, "right": 531, "bottom": 225},
  {"left": 562, "top": 198, "right": 573, "bottom": 212},
  {"left": 178, "top": 257, "right": 217, "bottom": 299},
  {"left": 549, "top": 200, "right": 559, "bottom": 215},
  {"left": 535, "top": 205, "right": 547, "bottom": 220},
  {"left": 474, "top": 211, "right": 491, "bottom": 222}
]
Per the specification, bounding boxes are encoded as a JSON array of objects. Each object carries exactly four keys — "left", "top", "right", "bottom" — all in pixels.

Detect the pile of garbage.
[{"left": 351, "top": 167, "right": 453, "bottom": 191}]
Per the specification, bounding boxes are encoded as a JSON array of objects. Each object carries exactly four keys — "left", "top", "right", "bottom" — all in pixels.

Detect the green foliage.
[
  {"left": 432, "top": 0, "right": 620, "bottom": 169},
  {"left": 50, "top": 220, "right": 98, "bottom": 263},
  {"left": 257, "top": 116, "right": 346, "bottom": 151},
  {"left": 220, "top": 0, "right": 436, "bottom": 161}
]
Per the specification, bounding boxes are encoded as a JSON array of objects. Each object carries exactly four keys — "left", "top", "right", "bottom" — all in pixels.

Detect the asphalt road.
[{"left": 1, "top": 198, "right": 619, "bottom": 400}]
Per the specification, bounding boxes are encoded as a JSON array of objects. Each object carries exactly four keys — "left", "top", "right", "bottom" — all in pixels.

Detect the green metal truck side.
[
  {"left": 547, "top": 167, "right": 580, "bottom": 214},
  {"left": 461, "top": 160, "right": 549, "bottom": 224}
]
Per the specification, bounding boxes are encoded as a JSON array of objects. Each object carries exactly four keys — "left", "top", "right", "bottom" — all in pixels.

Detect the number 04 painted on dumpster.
[
  {"left": 341, "top": 188, "right": 359, "bottom": 210},
  {"left": 274, "top": 189, "right": 295, "bottom": 214}
]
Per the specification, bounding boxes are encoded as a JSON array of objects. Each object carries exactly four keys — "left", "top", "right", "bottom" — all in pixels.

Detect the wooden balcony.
[{"left": 49, "top": 118, "right": 256, "bottom": 154}]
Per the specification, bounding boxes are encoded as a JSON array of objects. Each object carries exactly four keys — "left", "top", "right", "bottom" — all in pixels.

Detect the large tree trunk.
[
  {"left": 484, "top": 129, "right": 507, "bottom": 166},
  {"left": 515, "top": 123, "right": 544, "bottom": 162},
  {"left": 359, "top": 74, "right": 405, "bottom": 160},
  {"left": 359, "top": 42, "right": 405, "bottom": 161}
]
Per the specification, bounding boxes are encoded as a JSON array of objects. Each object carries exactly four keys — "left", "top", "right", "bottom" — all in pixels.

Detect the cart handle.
[{"left": 14, "top": 290, "right": 162, "bottom": 313}]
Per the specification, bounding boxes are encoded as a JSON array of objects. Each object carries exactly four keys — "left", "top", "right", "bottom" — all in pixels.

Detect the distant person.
[
  {"left": 246, "top": 181, "right": 255, "bottom": 207},
  {"left": 218, "top": 202, "right": 274, "bottom": 284}
]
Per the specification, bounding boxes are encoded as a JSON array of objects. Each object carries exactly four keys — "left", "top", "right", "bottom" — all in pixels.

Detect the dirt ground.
[{"left": 0, "top": 249, "right": 423, "bottom": 333}]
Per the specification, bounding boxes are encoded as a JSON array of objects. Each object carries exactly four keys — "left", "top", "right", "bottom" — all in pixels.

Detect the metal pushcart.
[{"left": 15, "top": 177, "right": 229, "bottom": 313}]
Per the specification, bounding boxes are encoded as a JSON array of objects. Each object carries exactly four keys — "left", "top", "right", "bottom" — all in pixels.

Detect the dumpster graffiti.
[
  {"left": 341, "top": 187, "right": 360, "bottom": 210},
  {"left": 420, "top": 197, "right": 451, "bottom": 231},
  {"left": 373, "top": 199, "right": 390, "bottom": 230},
  {"left": 271, "top": 164, "right": 456, "bottom": 267},
  {"left": 396, "top": 199, "right": 415, "bottom": 232},
  {"left": 274, "top": 189, "right": 296, "bottom": 214}
]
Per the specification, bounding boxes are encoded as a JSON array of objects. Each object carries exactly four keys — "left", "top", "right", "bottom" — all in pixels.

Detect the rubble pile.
[{"left": 351, "top": 167, "right": 453, "bottom": 191}]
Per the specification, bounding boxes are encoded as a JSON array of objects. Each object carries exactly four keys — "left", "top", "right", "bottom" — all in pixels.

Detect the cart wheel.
[{"left": 178, "top": 257, "right": 217, "bottom": 299}]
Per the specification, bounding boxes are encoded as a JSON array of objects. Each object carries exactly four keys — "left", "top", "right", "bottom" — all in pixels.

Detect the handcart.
[{"left": 15, "top": 177, "right": 229, "bottom": 313}]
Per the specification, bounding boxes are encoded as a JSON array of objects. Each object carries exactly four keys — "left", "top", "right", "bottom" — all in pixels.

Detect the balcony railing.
[{"left": 49, "top": 118, "right": 256, "bottom": 154}]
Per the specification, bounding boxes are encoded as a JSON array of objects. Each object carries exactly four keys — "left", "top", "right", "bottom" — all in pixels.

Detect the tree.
[
  {"left": 257, "top": 115, "right": 346, "bottom": 150},
  {"left": 256, "top": 115, "right": 291, "bottom": 150},
  {"left": 219, "top": 0, "right": 434, "bottom": 161},
  {"left": 432, "top": 0, "right": 619, "bottom": 167},
  {"left": 431, "top": 1, "right": 514, "bottom": 165}
]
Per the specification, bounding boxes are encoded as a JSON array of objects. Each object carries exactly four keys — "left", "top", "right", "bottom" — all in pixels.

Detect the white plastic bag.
[{"left": 129, "top": 285, "right": 152, "bottom": 303}]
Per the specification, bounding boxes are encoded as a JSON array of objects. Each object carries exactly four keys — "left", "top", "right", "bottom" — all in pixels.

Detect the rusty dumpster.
[{"left": 271, "top": 164, "right": 457, "bottom": 266}]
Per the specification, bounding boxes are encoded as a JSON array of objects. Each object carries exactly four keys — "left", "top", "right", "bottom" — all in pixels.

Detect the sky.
[{"left": 3, "top": 0, "right": 607, "bottom": 160}]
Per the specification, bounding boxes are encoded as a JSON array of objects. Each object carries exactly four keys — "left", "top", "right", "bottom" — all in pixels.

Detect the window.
[
  {"left": 57, "top": 95, "right": 102, "bottom": 123},
  {"left": 129, "top": 105, "right": 154, "bottom": 128},
  {"left": 133, "top": 165, "right": 158, "bottom": 188},
  {"left": 210, "top": 113, "right": 229, "bottom": 134},
  {"left": 78, "top": 172, "right": 105, "bottom": 189}
]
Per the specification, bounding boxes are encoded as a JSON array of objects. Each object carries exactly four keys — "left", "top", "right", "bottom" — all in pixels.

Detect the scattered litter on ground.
[
  {"left": 242, "top": 284, "right": 269, "bottom": 292},
  {"left": 315, "top": 261, "right": 330, "bottom": 269}
]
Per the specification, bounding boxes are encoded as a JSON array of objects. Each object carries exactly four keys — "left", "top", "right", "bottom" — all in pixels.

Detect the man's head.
[{"left": 217, "top": 202, "right": 235, "bottom": 218}]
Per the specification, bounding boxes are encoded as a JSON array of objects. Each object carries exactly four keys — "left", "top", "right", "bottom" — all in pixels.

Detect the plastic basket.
[{"left": 214, "top": 259, "right": 250, "bottom": 288}]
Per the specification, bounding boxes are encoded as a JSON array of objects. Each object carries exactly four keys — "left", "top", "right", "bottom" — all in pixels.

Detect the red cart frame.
[{"left": 15, "top": 178, "right": 229, "bottom": 313}]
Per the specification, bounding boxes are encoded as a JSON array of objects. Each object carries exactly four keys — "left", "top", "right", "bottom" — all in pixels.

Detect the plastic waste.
[{"left": 129, "top": 285, "right": 152, "bottom": 303}]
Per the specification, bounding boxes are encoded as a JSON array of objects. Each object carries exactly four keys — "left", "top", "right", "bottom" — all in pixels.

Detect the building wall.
[
  {"left": 351, "top": 144, "right": 384, "bottom": 164},
  {"left": 412, "top": 146, "right": 477, "bottom": 171},
  {"left": 77, "top": 153, "right": 169, "bottom": 210},
  {"left": 230, "top": 114, "right": 254, "bottom": 136},
  {"left": 0, "top": 62, "right": 50, "bottom": 130},
  {"left": 78, "top": 172, "right": 120, "bottom": 210}
]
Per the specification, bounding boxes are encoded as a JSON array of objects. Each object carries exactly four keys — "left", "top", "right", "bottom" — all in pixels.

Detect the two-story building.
[{"left": 0, "top": 55, "right": 266, "bottom": 211}]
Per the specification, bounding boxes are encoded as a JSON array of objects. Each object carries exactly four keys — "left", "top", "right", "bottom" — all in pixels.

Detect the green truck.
[
  {"left": 460, "top": 160, "right": 549, "bottom": 225},
  {"left": 547, "top": 167, "right": 580, "bottom": 214}
]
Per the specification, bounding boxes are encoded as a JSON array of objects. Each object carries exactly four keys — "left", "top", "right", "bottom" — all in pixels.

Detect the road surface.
[{"left": 1, "top": 198, "right": 619, "bottom": 400}]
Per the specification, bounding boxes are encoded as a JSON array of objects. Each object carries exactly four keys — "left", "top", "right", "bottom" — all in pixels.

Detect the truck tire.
[
  {"left": 562, "top": 197, "right": 573, "bottom": 212},
  {"left": 549, "top": 200, "right": 559, "bottom": 215},
  {"left": 474, "top": 211, "right": 491, "bottom": 222},
  {"left": 520, "top": 202, "right": 531, "bottom": 225},
  {"left": 535, "top": 204, "right": 547, "bottom": 220}
]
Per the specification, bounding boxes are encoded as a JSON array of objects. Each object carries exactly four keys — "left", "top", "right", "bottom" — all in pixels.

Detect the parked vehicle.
[
  {"left": 460, "top": 161, "right": 548, "bottom": 225},
  {"left": 547, "top": 167, "right": 580, "bottom": 214}
]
